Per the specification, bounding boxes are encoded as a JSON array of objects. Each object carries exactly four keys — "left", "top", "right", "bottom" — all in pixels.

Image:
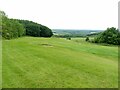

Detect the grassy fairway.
[
  {"left": 2, "top": 37, "right": 118, "bottom": 88},
  {"left": 0, "top": 38, "right": 2, "bottom": 89}
]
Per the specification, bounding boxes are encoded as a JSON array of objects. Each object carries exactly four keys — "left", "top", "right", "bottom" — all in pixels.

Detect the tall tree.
[{"left": 1, "top": 11, "right": 25, "bottom": 39}]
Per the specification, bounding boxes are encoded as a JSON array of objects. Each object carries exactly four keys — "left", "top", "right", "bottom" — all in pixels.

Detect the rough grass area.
[{"left": 2, "top": 37, "right": 118, "bottom": 88}]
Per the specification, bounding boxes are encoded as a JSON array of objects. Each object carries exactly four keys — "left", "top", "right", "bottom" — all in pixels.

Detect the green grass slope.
[
  {"left": 2, "top": 37, "right": 118, "bottom": 88},
  {"left": 0, "top": 39, "right": 2, "bottom": 89}
]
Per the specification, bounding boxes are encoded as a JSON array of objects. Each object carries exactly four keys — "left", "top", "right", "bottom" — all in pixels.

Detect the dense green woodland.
[
  {"left": 91, "top": 27, "right": 120, "bottom": 45},
  {"left": 15, "top": 19, "right": 53, "bottom": 37},
  {"left": 0, "top": 11, "right": 53, "bottom": 39}
]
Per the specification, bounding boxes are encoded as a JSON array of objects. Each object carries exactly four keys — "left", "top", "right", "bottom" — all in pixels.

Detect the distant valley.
[{"left": 52, "top": 29, "right": 103, "bottom": 37}]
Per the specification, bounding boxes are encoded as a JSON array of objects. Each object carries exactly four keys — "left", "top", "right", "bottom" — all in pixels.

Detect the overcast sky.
[{"left": 0, "top": 0, "right": 119, "bottom": 30}]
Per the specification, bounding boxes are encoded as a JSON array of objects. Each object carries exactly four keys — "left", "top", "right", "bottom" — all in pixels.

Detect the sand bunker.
[{"left": 41, "top": 44, "right": 53, "bottom": 47}]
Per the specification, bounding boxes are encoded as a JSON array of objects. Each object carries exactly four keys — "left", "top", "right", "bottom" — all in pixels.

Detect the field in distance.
[{"left": 2, "top": 37, "right": 118, "bottom": 88}]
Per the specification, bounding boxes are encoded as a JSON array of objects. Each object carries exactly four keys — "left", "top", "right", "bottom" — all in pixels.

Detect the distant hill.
[{"left": 52, "top": 29, "right": 103, "bottom": 37}]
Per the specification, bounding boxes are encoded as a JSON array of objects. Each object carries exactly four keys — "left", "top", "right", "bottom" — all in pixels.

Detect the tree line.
[
  {"left": 15, "top": 19, "right": 53, "bottom": 37},
  {"left": 86, "top": 27, "right": 120, "bottom": 45},
  {"left": 0, "top": 11, "right": 53, "bottom": 39}
]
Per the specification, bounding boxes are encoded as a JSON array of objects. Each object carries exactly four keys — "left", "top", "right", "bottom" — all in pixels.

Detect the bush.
[
  {"left": 85, "top": 37, "right": 89, "bottom": 41},
  {"left": 66, "top": 37, "right": 71, "bottom": 40}
]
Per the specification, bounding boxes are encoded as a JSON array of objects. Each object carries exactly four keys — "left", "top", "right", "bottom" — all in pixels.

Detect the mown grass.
[
  {"left": 2, "top": 37, "right": 118, "bottom": 88},
  {"left": 0, "top": 38, "right": 2, "bottom": 89}
]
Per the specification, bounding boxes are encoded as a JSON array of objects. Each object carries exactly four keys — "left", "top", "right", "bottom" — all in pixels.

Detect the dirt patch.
[{"left": 40, "top": 44, "right": 53, "bottom": 47}]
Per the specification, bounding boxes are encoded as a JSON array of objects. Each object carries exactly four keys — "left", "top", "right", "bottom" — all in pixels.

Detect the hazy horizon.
[{"left": 52, "top": 29, "right": 105, "bottom": 31}]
